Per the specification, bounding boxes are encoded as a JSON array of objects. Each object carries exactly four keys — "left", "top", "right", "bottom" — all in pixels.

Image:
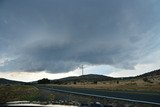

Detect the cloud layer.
[{"left": 0, "top": 0, "right": 160, "bottom": 73}]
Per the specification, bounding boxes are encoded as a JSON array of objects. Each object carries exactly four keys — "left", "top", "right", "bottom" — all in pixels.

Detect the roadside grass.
[
  {"left": 0, "top": 85, "right": 40, "bottom": 103},
  {"left": 48, "top": 75, "right": 160, "bottom": 93}
]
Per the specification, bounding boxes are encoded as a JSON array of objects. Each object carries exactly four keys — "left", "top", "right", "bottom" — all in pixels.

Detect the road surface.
[{"left": 37, "top": 85, "right": 160, "bottom": 106}]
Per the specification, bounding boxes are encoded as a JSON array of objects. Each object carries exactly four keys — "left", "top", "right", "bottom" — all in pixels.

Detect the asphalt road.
[{"left": 37, "top": 85, "right": 160, "bottom": 106}]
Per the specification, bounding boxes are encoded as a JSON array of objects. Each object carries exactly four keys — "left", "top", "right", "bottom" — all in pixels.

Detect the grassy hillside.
[
  {"left": 51, "top": 74, "right": 114, "bottom": 84},
  {"left": 136, "top": 69, "right": 160, "bottom": 77},
  {"left": 47, "top": 69, "right": 160, "bottom": 93},
  {"left": 0, "top": 78, "right": 25, "bottom": 85}
]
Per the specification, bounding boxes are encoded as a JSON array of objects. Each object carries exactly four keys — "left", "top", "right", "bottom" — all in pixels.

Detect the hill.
[
  {"left": 50, "top": 74, "right": 114, "bottom": 84},
  {"left": 0, "top": 78, "right": 25, "bottom": 85},
  {"left": 136, "top": 69, "right": 160, "bottom": 78},
  {"left": 36, "top": 69, "right": 160, "bottom": 85},
  {"left": 47, "top": 69, "right": 160, "bottom": 92}
]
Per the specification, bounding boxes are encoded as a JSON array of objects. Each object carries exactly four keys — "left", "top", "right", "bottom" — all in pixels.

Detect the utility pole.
[
  {"left": 82, "top": 65, "right": 84, "bottom": 75},
  {"left": 80, "top": 65, "right": 84, "bottom": 75}
]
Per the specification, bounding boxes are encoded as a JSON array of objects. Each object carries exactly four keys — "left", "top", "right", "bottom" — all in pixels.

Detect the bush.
[
  {"left": 143, "top": 77, "right": 153, "bottom": 83},
  {"left": 93, "top": 81, "right": 97, "bottom": 84},
  {"left": 117, "top": 80, "right": 119, "bottom": 84},
  {"left": 143, "top": 77, "right": 148, "bottom": 82},
  {"left": 38, "top": 78, "right": 50, "bottom": 84},
  {"left": 52, "top": 80, "right": 63, "bottom": 85}
]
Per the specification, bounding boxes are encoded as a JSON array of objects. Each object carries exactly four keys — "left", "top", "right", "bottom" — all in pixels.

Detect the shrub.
[
  {"left": 38, "top": 78, "right": 50, "bottom": 84},
  {"left": 93, "top": 81, "right": 97, "bottom": 84},
  {"left": 117, "top": 80, "right": 119, "bottom": 84},
  {"left": 143, "top": 77, "right": 153, "bottom": 83}
]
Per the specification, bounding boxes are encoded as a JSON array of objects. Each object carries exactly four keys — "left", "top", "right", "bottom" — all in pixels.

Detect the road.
[{"left": 37, "top": 85, "right": 160, "bottom": 106}]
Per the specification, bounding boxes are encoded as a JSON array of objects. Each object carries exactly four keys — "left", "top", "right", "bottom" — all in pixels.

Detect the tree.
[{"left": 38, "top": 78, "right": 50, "bottom": 84}]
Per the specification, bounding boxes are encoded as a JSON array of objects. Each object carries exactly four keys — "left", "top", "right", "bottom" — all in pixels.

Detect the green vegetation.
[
  {"left": 0, "top": 85, "right": 39, "bottom": 103},
  {"left": 38, "top": 78, "right": 50, "bottom": 84},
  {"left": 93, "top": 81, "right": 97, "bottom": 84},
  {"left": 73, "top": 81, "right": 76, "bottom": 84},
  {"left": 116, "top": 80, "right": 119, "bottom": 84},
  {"left": 143, "top": 77, "right": 153, "bottom": 83},
  {"left": 0, "top": 85, "right": 61, "bottom": 103}
]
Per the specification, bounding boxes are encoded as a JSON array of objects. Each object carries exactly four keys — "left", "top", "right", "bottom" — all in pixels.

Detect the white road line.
[{"left": 40, "top": 87, "right": 160, "bottom": 106}]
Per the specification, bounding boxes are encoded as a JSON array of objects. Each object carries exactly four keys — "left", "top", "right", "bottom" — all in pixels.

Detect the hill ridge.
[{"left": 0, "top": 78, "right": 25, "bottom": 84}]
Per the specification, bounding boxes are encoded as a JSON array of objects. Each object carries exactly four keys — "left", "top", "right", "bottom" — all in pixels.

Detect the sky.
[{"left": 0, "top": 0, "right": 160, "bottom": 82}]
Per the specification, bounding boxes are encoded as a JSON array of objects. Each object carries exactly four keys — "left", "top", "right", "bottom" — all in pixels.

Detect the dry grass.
[
  {"left": 49, "top": 76, "right": 160, "bottom": 93},
  {"left": 0, "top": 85, "right": 39, "bottom": 103}
]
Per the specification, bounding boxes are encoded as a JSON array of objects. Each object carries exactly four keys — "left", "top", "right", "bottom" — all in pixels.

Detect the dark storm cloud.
[{"left": 0, "top": 0, "right": 160, "bottom": 73}]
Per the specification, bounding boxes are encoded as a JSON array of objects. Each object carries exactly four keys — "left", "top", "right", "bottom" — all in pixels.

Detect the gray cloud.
[{"left": 0, "top": 0, "right": 160, "bottom": 73}]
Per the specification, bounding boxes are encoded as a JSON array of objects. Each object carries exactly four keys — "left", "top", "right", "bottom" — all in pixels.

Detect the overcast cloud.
[{"left": 0, "top": 0, "right": 160, "bottom": 73}]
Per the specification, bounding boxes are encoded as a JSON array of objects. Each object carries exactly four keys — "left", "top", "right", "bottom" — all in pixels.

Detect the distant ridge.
[
  {"left": 0, "top": 78, "right": 25, "bottom": 84},
  {"left": 136, "top": 69, "right": 160, "bottom": 77},
  {"left": 1, "top": 68, "right": 160, "bottom": 84},
  {"left": 51, "top": 74, "right": 114, "bottom": 84},
  {"left": 49, "top": 69, "right": 160, "bottom": 84},
  {"left": 79, "top": 74, "right": 113, "bottom": 81}
]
